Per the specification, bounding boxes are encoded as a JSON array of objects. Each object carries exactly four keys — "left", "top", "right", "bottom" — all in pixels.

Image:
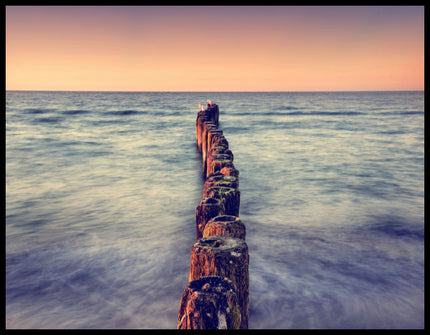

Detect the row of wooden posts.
[{"left": 176, "top": 102, "right": 249, "bottom": 329}]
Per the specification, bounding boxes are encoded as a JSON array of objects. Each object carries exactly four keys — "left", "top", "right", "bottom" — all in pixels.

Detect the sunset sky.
[{"left": 6, "top": 6, "right": 424, "bottom": 92}]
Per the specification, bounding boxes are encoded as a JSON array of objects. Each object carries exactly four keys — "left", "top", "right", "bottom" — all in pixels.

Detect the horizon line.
[{"left": 6, "top": 89, "right": 424, "bottom": 93}]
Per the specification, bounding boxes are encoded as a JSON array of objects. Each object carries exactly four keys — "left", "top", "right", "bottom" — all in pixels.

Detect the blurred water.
[{"left": 6, "top": 91, "right": 424, "bottom": 329}]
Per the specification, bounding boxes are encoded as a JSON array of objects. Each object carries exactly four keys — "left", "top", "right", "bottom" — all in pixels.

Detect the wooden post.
[
  {"left": 206, "top": 186, "right": 240, "bottom": 217},
  {"left": 207, "top": 128, "right": 223, "bottom": 144},
  {"left": 208, "top": 131, "right": 227, "bottom": 152},
  {"left": 206, "top": 104, "right": 219, "bottom": 127},
  {"left": 203, "top": 174, "right": 239, "bottom": 199},
  {"left": 208, "top": 146, "right": 234, "bottom": 162},
  {"left": 206, "top": 129, "right": 224, "bottom": 167},
  {"left": 220, "top": 166, "right": 240, "bottom": 178},
  {"left": 202, "top": 122, "right": 218, "bottom": 175},
  {"left": 196, "top": 111, "right": 209, "bottom": 152},
  {"left": 210, "top": 134, "right": 229, "bottom": 151},
  {"left": 206, "top": 157, "right": 235, "bottom": 179},
  {"left": 212, "top": 104, "right": 220, "bottom": 127},
  {"left": 177, "top": 276, "right": 241, "bottom": 329},
  {"left": 189, "top": 236, "right": 249, "bottom": 329},
  {"left": 203, "top": 215, "right": 246, "bottom": 240},
  {"left": 196, "top": 197, "right": 225, "bottom": 241},
  {"left": 180, "top": 102, "right": 248, "bottom": 329}
]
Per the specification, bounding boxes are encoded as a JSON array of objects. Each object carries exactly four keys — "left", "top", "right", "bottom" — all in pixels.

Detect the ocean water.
[{"left": 6, "top": 91, "right": 424, "bottom": 329}]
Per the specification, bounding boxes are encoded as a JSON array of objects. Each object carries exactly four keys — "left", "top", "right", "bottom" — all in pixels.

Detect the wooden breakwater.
[{"left": 177, "top": 102, "right": 249, "bottom": 329}]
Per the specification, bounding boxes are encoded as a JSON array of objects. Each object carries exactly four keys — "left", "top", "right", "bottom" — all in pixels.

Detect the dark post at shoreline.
[
  {"left": 177, "top": 276, "right": 241, "bottom": 329},
  {"left": 177, "top": 102, "right": 249, "bottom": 329}
]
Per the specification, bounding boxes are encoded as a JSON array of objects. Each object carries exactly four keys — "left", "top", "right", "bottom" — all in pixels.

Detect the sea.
[{"left": 5, "top": 91, "right": 424, "bottom": 329}]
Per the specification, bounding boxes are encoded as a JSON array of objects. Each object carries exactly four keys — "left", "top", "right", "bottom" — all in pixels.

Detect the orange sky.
[{"left": 6, "top": 6, "right": 424, "bottom": 91}]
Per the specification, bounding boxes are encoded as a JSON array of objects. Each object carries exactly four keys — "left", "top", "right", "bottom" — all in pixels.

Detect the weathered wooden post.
[
  {"left": 201, "top": 122, "right": 218, "bottom": 175},
  {"left": 177, "top": 276, "right": 241, "bottom": 329},
  {"left": 189, "top": 236, "right": 249, "bottom": 329},
  {"left": 206, "top": 103, "right": 219, "bottom": 127},
  {"left": 179, "top": 102, "right": 248, "bottom": 329},
  {"left": 205, "top": 129, "right": 224, "bottom": 173},
  {"left": 196, "top": 197, "right": 225, "bottom": 241},
  {"left": 208, "top": 131, "right": 227, "bottom": 153},
  {"left": 208, "top": 146, "right": 234, "bottom": 162},
  {"left": 203, "top": 174, "right": 239, "bottom": 199},
  {"left": 206, "top": 154, "right": 235, "bottom": 178},
  {"left": 203, "top": 215, "right": 246, "bottom": 240},
  {"left": 220, "top": 166, "right": 240, "bottom": 178},
  {"left": 210, "top": 134, "right": 229, "bottom": 151},
  {"left": 196, "top": 111, "right": 209, "bottom": 152},
  {"left": 207, "top": 129, "right": 223, "bottom": 148},
  {"left": 206, "top": 186, "right": 240, "bottom": 217}
]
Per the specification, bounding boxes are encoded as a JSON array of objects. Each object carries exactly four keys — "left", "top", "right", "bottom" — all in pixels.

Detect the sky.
[{"left": 5, "top": 6, "right": 424, "bottom": 92}]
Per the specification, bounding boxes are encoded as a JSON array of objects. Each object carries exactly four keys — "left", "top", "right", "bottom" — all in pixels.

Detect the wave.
[
  {"left": 60, "top": 140, "right": 101, "bottom": 146},
  {"left": 379, "top": 111, "right": 424, "bottom": 115},
  {"left": 277, "top": 110, "right": 366, "bottom": 116},
  {"left": 376, "top": 130, "right": 406, "bottom": 135},
  {"left": 88, "top": 151, "right": 113, "bottom": 157},
  {"left": 103, "top": 109, "right": 185, "bottom": 117},
  {"left": 272, "top": 105, "right": 300, "bottom": 111},
  {"left": 61, "top": 110, "right": 91, "bottom": 115},
  {"left": 89, "top": 119, "right": 128, "bottom": 125},
  {"left": 293, "top": 111, "right": 365, "bottom": 116},
  {"left": 232, "top": 110, "right": 366, "bottom": 117},
  {"left": 145, "top": 110, "right": 186, "bottom": 117},
  {"left": 33, "top": 117, "right": 65, "bottom": 123},
  {"left": 104, "top": 110, "right": 147, "bottom": 116},
  {"left": 222, "top": 126, "right": 250, "bottom": 134},
  {"left": 402, "top": 111, "right": 424, "bottom": 115},
  {"left": 232, "top": 109, "right": 422, "bottom": 117},
  {"left": 365, "top": 215, "right": 424, "bottom": 240},
  {"left": 24, "top": 108, "right": 57, "bottom": 114}
]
